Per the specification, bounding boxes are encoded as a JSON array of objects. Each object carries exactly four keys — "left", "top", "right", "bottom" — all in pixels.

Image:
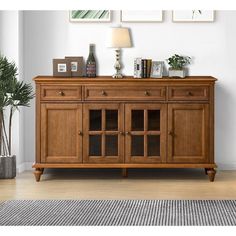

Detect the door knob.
[
  {"left": 125, "top": 131, "right": 130, "bottom": 135},
  {"left": 168, "top": 131, "right": 174, "bottom": 137},
  {"left": 119, "top": 131, "right": 124, "bottom": 135},
  {"left": 78, "top": 131, "right": 83, "bottom": 135},
  {"left": 186, "top": 91, "right": 193, "bottom": 96},
  {"left": 101, "top": 90, "right": 107, "bottom": 96},
  {"left": 58, "top": 91, "right": 64, "bottom": 96}
]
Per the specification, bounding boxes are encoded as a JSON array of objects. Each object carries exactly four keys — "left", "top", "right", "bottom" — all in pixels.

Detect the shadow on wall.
[{"left": 215, "top": 82, "right": 234, "bottom": 169}]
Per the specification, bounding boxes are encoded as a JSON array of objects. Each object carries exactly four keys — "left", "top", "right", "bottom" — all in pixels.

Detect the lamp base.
[{"left": 112, "top": 73, "right": 123, "bottom": 79}]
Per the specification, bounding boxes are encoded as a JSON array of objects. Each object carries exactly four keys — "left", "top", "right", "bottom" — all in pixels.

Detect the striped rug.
[{"left": 0, "top": 200, "right": 235, "bottom": 226}]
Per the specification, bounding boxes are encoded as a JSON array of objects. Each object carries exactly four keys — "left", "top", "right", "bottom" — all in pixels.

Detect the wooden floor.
[{"left": 0, "top": 168, "right": 236, "bottom": 200}]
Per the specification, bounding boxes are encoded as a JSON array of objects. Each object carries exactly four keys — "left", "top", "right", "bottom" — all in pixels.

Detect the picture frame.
[
  {"left": 172, "top": 10, "right": 215, "bottom": 22},
  {"left": 65, "top": 56, "right": 84, "bottom": 77},
  {"left": 53, "top": 59, "right": 71, "bottom": 77},
  {"left": 69, "top": 10, "right": 111, "bottom": 22},
  {"left": 150, "top": 61, "right": 164, "bottom": 78},
  {"left": 121, "top": 11, "right": 163, "bottom": 22}
]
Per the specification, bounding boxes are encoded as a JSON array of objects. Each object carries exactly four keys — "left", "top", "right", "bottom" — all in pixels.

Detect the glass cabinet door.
[
  {"left": 125, "top": 104, "right": 167, "bottom": 163},
  {"left": 83, "top": 104, "right": 124, "bottom": 163}
]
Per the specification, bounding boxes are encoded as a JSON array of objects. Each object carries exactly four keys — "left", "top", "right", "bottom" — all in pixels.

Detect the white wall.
[
  {"left": 18, "top": 10, "right": 236, "bottom": 170},
  {"left": 0, "top": 11, "right": 25, "bottom": 172}
]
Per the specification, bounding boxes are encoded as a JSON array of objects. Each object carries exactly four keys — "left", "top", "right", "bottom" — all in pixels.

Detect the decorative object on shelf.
[
  {"left": 86, "top": 44, "right": 97, "bottom": 78},
  {"left": 0, "top": 55, "right": 34, "bottom": 179},
  {"left": 150, "top": 61, "right": 164, "bottom": 78},
  {"left": 167, "top": 54, "right": 191, "bottom": 78},
  {"left": 134, "top": 58, "right": 142, "bottom": 78},
  {"left": 53, "top": 59, "right": 71, "bottom": 77},
  {"left": 121, "top": 11, "right": 163, "bottom": 22},
  {"left": 65, "top": 56, "right": 84, "bottom": 77},
  {"left": 108, "top": 26, "right": 132, "bottom": 78},
  {"left": 172, "top": 10, "right": 214, "bottom": 22},
  {"left": 69, "top": 10, "right": 111, "bottom": 22}
]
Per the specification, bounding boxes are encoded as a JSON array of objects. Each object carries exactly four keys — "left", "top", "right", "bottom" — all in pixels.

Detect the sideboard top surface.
[{"left": 34, "top": 76, "right": 217, "bottom": 84}]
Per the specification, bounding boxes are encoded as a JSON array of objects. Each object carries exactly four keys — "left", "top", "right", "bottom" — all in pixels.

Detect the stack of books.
[{"left": 134, "top": 58, "right": 152, "bottom": 78}]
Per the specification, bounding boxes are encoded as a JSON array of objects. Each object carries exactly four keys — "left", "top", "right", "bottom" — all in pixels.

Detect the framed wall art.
[
  {"left": 172, "top": 10, "right": 215, "bottom": 22},
  {"left": 69, "top": 10, "right": 111, "bottom": 22},
  {"left": 121, "top": 11, "right": 163, "bottom": 22},
  {"left": 65, "top": 56, "right": 84, "bottom": 77},
  {"left": 53, "top": 59, "right": 71, "bottom": 77},
  {"left": 150, "top": 61, "right": 164, "bottom": 78}
]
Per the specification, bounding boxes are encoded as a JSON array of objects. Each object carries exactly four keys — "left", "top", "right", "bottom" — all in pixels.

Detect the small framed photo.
[
  {"left": 53, "top": 59, "right": 71, "bottom": 77},
  {"left": 121, "top": 10, "right": 163, "bottom": 22},
  {"left": 172, "top": 10, "right": 215, "bottom": 22},
  {"left": 69, "top": 10, "right": 111, "bottom": 22},
  {"left": 150, "top": 61, "right": 164, "bottom": 78},
  {"left": 65, "top": 56, "right": 84, "bottom": 77}
]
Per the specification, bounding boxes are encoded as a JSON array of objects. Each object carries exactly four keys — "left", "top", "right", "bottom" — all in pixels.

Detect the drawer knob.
[
  {"left": 101, "top": 90, "right": 107, "bottom": 96},
  {"left": 58, "top": 91, "right": 64, "bottom": 96},
  {"left": 144, "top": 91, "right": 150, "bottom": 96},
  {"left": 186, "top": 91, "right": 193, "bottom": 96}
]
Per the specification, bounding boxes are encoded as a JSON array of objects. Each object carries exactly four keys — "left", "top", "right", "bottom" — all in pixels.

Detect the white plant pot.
[
  {"left": 169, "top": 68, "right": 186, "bottom": 78},
  {"left": 0, "top": 155, "right": 16, "bottom": 179}
]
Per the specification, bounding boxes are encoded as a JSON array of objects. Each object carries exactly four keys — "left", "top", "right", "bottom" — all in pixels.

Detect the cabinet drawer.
[
  {"left": 84, "top": 86, "right": 166, "bottom": 101},
  {"left": 168, "top": 86, "right": 209, "bottom": 101},
  {"left": 41, "top": 86, "right": 82, "bottom": 101}
]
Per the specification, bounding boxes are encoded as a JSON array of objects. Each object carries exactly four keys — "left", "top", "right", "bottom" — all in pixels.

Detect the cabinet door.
[
  {"left": 41, "top": 104, "right": 82, "bottom": 163},
  {"left": 125, "top": 104, "right": 167, "bottom": 163},
  {"left": 168, "top": 104, "right": 209, "bottom": 163},
  {"left": 83, "top": 103, "right": 124, "bottom": 163}
]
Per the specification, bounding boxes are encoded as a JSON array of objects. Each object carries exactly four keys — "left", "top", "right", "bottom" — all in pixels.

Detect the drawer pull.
[
  {"left": 186, "top": 91, "right": 193, "bottom": 96},
  {"left": 144, "top": 91, "right": 150, "bottom": 96},
  {"left": 101, "top": 90, "right": 107, "bottom": 96},
  {"left": 58, "top": 91, "right": 64, "bottom": 96}
]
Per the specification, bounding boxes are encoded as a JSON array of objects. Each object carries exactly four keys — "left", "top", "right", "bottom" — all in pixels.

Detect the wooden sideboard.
[{"left": 33, "top": 76, "right": 217, "bottom": 181}]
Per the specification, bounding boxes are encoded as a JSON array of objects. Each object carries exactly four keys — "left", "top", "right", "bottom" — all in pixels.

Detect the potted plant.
[
  {"left": 167, "top": 54, "right": 191, "bottom": 78},
  {"left": 0, "top": 55, "right": 34, "bottom": 179}
]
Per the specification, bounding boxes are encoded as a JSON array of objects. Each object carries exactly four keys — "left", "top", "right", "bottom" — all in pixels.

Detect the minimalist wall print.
[
  {"left": 53, "top": 59, "right": 71, "bottom": 77},
  {"left": 65, "top": 57, "right": 84, "bottom": 77},
  {"left": 70, "top": 10, "right": 111, "bottom": 22},
  {"left": 121, "top": 11, "right": 163, "bottom": 22},
  {"left": 172, "top": 10, "right": 215, "bottom": 22},
  {"left": 150, "top": 61, "right": 164, "bottom": 78}
]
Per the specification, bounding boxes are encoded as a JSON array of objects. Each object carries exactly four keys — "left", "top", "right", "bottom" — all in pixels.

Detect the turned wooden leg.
[
  {"left": 122, "top": 168, "right": 128, "bottom": 178},
  {"left": 34, "top": 168, "right": 43, "bottom": 182},
  {"left": 206, "top": 168, "right": 216, "bottom": 182}
]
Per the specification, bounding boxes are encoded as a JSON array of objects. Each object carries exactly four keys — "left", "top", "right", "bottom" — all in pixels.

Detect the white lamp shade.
[{"left": 108, "top": 27, "right": 132, "bottom": 48}]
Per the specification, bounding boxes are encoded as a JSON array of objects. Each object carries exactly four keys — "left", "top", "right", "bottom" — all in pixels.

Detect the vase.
[
  {"left": 0, "top": 155, "right": 16, "bottom": 179},
  {"left": 168, "top": 68, "right": 186, "bottom": 78}
]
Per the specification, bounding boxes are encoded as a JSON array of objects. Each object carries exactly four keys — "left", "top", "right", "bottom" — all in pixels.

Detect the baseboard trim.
[{"left": 17, "top": 162, "right": 33, "bottom": 173}]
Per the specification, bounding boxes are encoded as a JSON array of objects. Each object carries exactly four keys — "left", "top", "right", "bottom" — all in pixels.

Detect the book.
[
  {"left": 134, "top": 58, "right": 142, "bottom": 78},
  {"left": 142, "top": 59, "right": 147, "bottom": 78},
  {"left": 146, "top": 59, "right": 152, "bottom": 78}
]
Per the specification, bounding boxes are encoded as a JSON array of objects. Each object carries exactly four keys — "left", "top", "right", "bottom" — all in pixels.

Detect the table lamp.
[{"left": 108, "top": 27, "right": 132, "bottom": 78}]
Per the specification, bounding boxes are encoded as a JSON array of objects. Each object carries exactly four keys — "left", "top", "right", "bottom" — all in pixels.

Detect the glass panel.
[
  {"left": 131, "top": 110, "right": 144, "bottom": 131},
  {"left": 106, "top": 110, "right": 118, "bottom": 131},
  {"left": 89, "top": 135, "right": 101, "bottom": 156},
  {"left": 89, "top": 110, "right": 102, "bottom": 131},
  {"left": 131, "top": 135, "right": 144, "bottom": 156},
  {"left": 148, "top": 110, "right": 160, "bottom": 131},
  {"left": 148, "top": 135, "right": 160, "bottom": 156},
  {"left": 105, "top": 135, "right": 118, "bottom": 156}
]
